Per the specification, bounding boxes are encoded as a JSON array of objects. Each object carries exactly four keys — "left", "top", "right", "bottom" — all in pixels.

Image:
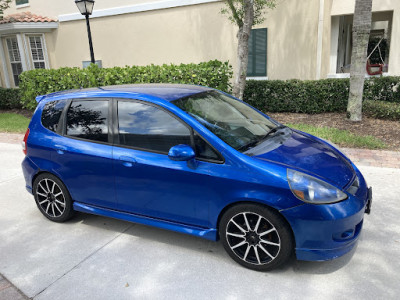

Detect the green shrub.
[
  {"left": 0, "top": 88, "right": 21, "bottom": 109},
  {"left": 244, "top": 79, "right": 349, "bottom": 113},
  {"left": 19, "top": 60, "right": 233, "bottom": 109},
  {"left": 363, "top": 100, "right": 400, "bottom": 121},
  {"left": 244, "top": 76, "right": 400, "bottom": 115}
]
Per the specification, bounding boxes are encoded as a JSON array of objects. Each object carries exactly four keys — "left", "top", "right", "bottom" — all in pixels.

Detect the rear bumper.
[
  {"left": 21, "top": 156, "right": 39, "bottom": 194},
  {"left": 281, "top": 184, "right": 370, "bottom": 261}
]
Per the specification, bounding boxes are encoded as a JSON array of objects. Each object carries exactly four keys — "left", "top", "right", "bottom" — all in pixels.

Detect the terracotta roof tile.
[{"left": 0, "top": 12, "right": 57, "bottom": 24}]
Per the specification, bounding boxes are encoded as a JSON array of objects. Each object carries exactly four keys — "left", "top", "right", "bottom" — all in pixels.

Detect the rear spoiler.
[{"left": 35, "top": 95, "right": 46, "bottom": 103}]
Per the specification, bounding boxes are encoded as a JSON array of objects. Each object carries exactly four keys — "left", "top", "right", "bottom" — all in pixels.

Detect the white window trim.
[
  {"left": 0, "top": 41, "right": 11, "bottom": 88},
  {"left": 327, "top": 73, "right": 390, "bottom": 79},
  {"left": 246, "top": 76, "right": 268, "bottom": 80},
  {"left": 59, "top": 0, "right": 220, "bottom": 22},
  {"left": 16, "top": 3, "right": 30, "bottom": 9}
]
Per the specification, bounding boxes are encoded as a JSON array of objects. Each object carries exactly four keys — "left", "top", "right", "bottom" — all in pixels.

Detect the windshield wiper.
[{"left": 238, "top": 125, "right": 287, "bottom": 152}]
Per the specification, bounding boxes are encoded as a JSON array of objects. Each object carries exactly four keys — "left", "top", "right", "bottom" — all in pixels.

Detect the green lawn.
[
  {"left": 0, "top": 113, "right": 30, "bottom": 133},
  {"left": 288, "top": 123, "right": 387, "bottom": 150}
]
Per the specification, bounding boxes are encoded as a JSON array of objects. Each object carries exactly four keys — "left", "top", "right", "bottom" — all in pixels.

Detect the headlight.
[{"left": 287, "top": 169, "right": 347, "bottom": 204}]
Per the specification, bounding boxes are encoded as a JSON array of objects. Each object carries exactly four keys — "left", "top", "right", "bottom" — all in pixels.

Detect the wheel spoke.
[
  {"left": 45, "top": 179, "right": 50, "bottom": 193},
  {"left": 55, "top": 199, "right": 65, "bottom": 207},
  {"left": 227, "top": 232, "right": 245, "bottom": 238},
  {"left": 243, "top": 213, "right": 251, "bottom": 231},
  {"left": 39, "top": 199, "right": 49, "bottom": 205},
  {"left": 51, "top": 181, "right": 56, "bottom": 193},
  {"left": 259, "top": 244, "right": 274, "bottom": 259},
  {"left": 259, "top": 228, "right": 275, "bottom": 237},
  {"left": 231, "top": 219, "right": 247, "bottom": 233},
  {"left": 54, "top": 202, "right": 63, "bottom": 214},
  {"left": 254, "top": 246, "right": 261, "bottom": 264},
  {"left": 54, "top": 192, "right": 63, "bottom": 197},
  {"left": 51, "top": 203, "right": 56, "bottom": 216},
  {"left": 45, "top": 202, "right": 51, "bottom": 213},
  {"left": 243, "top": 244, "right": 251, "bottom": 261},
  {"left": 38, "top": 182, "right": 47, "bottom": 193},
  {"left": 254, "top": 215, "right": 262, "bottom": 232},
  {"left": 37, "top": 192, "right": 47, "bottom": 198},
  {"left": 231, "top": 240, "right": 247, "bottom": 249},
  {"left": 260, "top": 239, "right": 280, "bottom": 247}
]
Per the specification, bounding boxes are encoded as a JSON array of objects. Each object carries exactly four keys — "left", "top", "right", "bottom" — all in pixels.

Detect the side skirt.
[{"left": 73, "top": 202, "right": 218, "bottom": 241}]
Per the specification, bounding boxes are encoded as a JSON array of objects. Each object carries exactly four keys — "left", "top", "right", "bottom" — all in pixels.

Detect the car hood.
[{"left": 251, "top": 131, "right": 355, "bottom": 188}]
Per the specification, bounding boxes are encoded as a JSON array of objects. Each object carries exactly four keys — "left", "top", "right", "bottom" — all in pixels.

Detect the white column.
[
  {"left": 16, "top": 34, "right": 29, "bottom": 71},
  {"left": 329, "top": 16, "right": 340, "bottom": 75},
  {"left": 0, "top": 37, "right": 11, "bottom": 88},
  {"left": 316, "top": 0, "right": 325, "bottom": 79}
]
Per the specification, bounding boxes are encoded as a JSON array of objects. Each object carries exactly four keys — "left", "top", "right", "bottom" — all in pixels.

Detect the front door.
[{"left": 113, "top": 99, "right": 222, "bottom": 228}]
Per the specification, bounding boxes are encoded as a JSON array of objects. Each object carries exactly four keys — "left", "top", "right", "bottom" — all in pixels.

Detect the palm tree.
[{"left": 347, "top": 0, "right": 373, "bottom": 121}]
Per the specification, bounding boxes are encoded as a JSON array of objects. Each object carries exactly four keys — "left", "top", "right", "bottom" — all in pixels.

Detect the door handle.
[
  {"left": 118, "top": 156, "right": 137, "bottom": 167},
  {"left": 54, "top": 145, "right": 67, "bottom": 154}
]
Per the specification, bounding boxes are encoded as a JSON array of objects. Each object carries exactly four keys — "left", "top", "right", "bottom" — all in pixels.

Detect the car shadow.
[{"left": 69, "top": 211, "right": 356, "bottom": 274}]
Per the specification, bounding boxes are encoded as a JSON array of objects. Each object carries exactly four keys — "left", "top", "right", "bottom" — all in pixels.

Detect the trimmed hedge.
[
  {"left": 19, "top": 60, "right": 233, "bottom": 109},
  {"left": 363, "top": 100, "right": 400, "bottom": 121},
  {"left": 0, "top": 88, "right": 21, "bottom": 109},
  {"left": 243, "top": 77, "right": 400, "bottom": 118}
]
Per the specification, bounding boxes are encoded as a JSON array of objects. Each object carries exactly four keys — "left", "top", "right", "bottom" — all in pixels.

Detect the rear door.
[{"left": 51, "top": 98, "right": 116, "bottom": 209}]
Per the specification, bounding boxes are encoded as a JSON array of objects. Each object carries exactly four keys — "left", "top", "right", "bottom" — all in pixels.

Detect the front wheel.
[
  {"left": 219, "top": 204, "right": 294, "bottom": 271},
  {"left": 33, "top": 173, "right": 74, "bottom": 222}
]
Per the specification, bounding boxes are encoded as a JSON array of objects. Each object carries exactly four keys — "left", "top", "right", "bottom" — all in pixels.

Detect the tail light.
[{"left": 22, "top": 128, "right": 30, "bottom": 155}]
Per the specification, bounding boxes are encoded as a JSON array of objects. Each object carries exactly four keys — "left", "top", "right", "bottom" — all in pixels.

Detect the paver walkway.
[
  {"left": 0, "top": 274, "right": 28, "bottom": 300},
  {"left": 1, "top": 133, "right": 399, "bottom": 169}
]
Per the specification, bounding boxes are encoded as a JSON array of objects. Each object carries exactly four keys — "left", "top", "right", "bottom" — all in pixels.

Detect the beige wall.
[
  {"left": 7, "top": 0, "right": 166, "bottom": 17},
  {"left": 49, "top": 0, "right": 321, "bottom": 80}
]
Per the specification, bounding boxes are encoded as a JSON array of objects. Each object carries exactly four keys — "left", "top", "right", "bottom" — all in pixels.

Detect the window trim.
[
  {"left": 26, "top": 34, "right": 49, "bottom": 70},
  {"left": 114, "top": 98, "right": 224, "bottom": 164},
  {"left": 16, "top": 0, "right": 29, "bottom": 9}
]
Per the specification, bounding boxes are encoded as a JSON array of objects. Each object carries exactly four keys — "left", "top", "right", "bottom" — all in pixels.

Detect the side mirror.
[{"left": 168, "top": 144, "right": 195, "bottom": 161}]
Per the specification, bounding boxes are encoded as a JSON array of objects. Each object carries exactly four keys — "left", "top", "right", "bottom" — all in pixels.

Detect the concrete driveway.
[{"left": 0, "top": 142, "right": 399, "bottom": 300}]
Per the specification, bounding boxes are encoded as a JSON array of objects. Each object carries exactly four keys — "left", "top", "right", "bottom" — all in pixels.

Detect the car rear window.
[
  {"left": 66, "top": 100, "right": 109, "bottom": 143},
  {"left": 41, "top": 100, "right": 67, "bottom": 132}
]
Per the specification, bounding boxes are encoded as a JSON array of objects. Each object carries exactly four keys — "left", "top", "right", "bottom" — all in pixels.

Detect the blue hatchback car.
[{"left": 21, "top": 84, "right": 372, "bottom": 271}]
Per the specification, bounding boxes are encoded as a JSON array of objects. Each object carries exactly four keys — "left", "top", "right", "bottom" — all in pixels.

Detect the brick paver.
[
  {"left": 0, "top": 133, "right": 398, "bottom": 169},
  {"left": 0, "top": 274, "right": 28, "bottom": 300}
]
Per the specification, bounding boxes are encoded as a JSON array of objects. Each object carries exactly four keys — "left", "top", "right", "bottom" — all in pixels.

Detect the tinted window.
[
  {"left": 41, "top": 100, "right": 66, "bottom": 132},
  {"left": 66, "top": 100, "right": 109, "bottom": 142},
  {"left": 118, "top": 101, "right": 191, "bottom": 153},
  {"left": 194, "top": 133, "right": 221, "bottom": 161}
]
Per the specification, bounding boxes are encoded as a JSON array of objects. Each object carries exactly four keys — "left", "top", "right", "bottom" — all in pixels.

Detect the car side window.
[
  {"left": 117, "top": 101, "right": 191, "bottom": 153},
  {"left": 194, "top": 133, "right": 222, "bottom": 162},
  {"left": 41, "top": 100, "right": 67, "bottom": 132},
  {"left": 66, "top": 100, "right": 109, "bottom": 143}
]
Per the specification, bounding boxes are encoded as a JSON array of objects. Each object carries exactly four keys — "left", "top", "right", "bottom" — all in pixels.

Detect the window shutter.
[{"left": 247, "top": 28, "right": 267, "bottom": 77}]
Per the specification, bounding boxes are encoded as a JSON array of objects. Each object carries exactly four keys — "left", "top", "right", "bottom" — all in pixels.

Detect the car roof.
[{"left": 38, "top": 84, "right": 213, "bottom": 103}]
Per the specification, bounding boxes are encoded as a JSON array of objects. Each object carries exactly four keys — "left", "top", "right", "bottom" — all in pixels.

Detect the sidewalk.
[{"left": 1, "top": 133, "right": 399, "bottom": 169}]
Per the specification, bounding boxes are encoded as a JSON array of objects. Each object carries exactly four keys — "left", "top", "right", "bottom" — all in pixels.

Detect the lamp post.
[{"left": 75, "top": 0, "right": 96, "bottom": 64}]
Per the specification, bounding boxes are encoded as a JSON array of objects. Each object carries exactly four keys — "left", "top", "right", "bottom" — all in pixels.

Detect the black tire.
[
  {"left": 219, "top": 203, "right": 294, "bottom": 271},
  {"left": 33, "top": 173, "right": 74, "bottom": 222}
]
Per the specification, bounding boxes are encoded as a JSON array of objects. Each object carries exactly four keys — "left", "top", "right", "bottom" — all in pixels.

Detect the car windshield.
[{"left": 172, "top": 91, "right": 281, "bottom": 152}]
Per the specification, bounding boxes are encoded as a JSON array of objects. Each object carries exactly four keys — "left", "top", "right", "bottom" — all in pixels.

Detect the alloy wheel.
[
  {"left": 36, "top": 178, "right": 66, "bottom": 218},
  {"left": 226, "top": 212, "right": 281, "bottom": 265}
]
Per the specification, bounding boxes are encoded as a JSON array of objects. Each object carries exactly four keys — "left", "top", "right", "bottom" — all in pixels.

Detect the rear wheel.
[
  {"left": 219, "top": 203, "right": 294, "bottom": 271},
  {"left": 33, "top": 173, "right": 74, "bottom": 222}
]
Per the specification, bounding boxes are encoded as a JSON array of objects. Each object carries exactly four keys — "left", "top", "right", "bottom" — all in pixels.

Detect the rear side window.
[
  {"left": 66, "top": 100, "right": 109, "bottom": 143},
  {"left": 41, "top": 100, "right": 66, "bottom": 132},
  {"left": 117, "top": 101, "right": 191, "bottom": 153}
]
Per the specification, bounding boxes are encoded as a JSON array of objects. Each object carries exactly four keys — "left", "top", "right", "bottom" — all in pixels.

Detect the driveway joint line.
[{"left": 32, "top": 223, "right": 134, "bottom": 299}]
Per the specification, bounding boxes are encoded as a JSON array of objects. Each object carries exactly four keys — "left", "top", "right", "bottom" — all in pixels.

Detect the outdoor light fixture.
[{"left": 75, "top": 0, "right": 96, "bottom": 64}]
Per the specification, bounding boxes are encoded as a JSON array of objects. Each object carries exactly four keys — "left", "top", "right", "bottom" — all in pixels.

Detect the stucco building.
[{"left": 0, "top": 0, "right": 399, "bottom": 88}]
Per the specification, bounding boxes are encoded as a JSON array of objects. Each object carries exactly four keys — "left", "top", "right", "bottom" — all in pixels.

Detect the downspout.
[{"left": 316, "top": 0, "right": 325, "bottom": 79}]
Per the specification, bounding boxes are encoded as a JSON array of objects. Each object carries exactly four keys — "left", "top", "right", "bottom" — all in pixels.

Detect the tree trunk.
[
  {"left": 232, "top": 0, "right": 254, "bottom": 99},
  {"left": 347, "top": 0, "right": 373, "bottom": 121}
]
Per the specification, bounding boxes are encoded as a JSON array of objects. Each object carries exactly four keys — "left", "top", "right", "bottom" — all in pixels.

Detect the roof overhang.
[{"left": 0, "top": 22, "right": 58, "bottom": 34}]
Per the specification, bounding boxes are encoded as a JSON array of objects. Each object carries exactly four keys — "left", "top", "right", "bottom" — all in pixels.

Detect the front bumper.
[{"left": 281, "top": 184, "right": 371, "bottom": 261}]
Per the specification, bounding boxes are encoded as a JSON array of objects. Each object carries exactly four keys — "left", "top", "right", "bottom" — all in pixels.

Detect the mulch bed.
[{"left": 268, "top": 112, "right": 400, "bottom": 151}]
